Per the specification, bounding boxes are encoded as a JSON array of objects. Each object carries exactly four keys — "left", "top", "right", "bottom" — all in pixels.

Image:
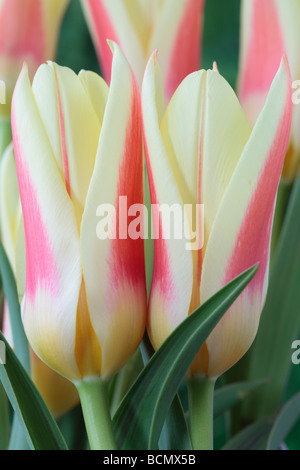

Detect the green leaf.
[
  {"left": 58, "top": 405, "right": 87, "bottom": 450},
  {"left": 159, "top": 394, "right": 191, "bottom": 451},
  {"left": 113, "top": 264, "right": 258, "bottom": 450},
  {"left": 0, "top": 241, "right": 34, "bottom": 449},
  {"left": 267, "top": 392, "right": 300, "bottom": 450},
  {"left": 0, "top": 331, "right": 68, "bottom": 450},
  {"left": 239, "top": 170, "right": 300, "bottom": 419},
  {"left": 8, "top": 415, "right": 30, "bottom": 451},
  {"left": 214, "top": 379, "right": 267, "bottom": 419},
  {"left": 282, "top": 361, "right": 300, "bottom": 449},
  {"left": 222, "top": 418, "right": 274, "bottom": 450},
  {"left": 223, "top": 392, "right": 300, "bottom": 450},
  {"left": 0, "top": 383, "right": 10, "bottom": 450},
  {"left": 109, "top": 349, "right": 144, "bottom": 416},
  {"left": 140, "top": 335, "right": 191, "bottom": 451},
  {"left": 0, "top": 242, "right": 30, "bottom": 374},
  {"left": 214, "top": 414, "right": 230, "bottom": 450}
]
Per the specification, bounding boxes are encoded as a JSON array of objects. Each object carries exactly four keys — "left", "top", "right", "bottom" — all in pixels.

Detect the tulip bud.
[
  {"left": 81, "top": 0, "right": 205, "bottom": 101},
  {"left": 11, "top": 43, "right": 147, "bottom": 383},
  {"left": 142, "top": 52, "right": 292, "bottom": 379}
]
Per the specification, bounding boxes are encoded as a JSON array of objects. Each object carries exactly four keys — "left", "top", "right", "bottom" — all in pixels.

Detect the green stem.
[
  {"left": 187, "top": 377, "right": 216, "bottom": 450},
  {"left": 76, "top": 377, "right": 117, "bottom": 450}
]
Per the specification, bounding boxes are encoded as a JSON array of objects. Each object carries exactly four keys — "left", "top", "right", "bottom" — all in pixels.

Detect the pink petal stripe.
[
  {"left": 239, "top": 0, "right": 285, "bottom": 103},
  {"left": 164, "top": 0, "right": 205, "bottom": 101},
  {"left": 224, "top": 81, "right": 292, "bottom": 294},
  {"left": 85, "top": 0, "right": 120, "bottom": 84},
  {"left": 12, "top": 109, "right": 58, "bottom": 301},
  {"left": 0, "top": 0, "right": 45, "bottom": 64},
  {"left": 108, "top": 76, "right": 146, "bottom": 291},
  {"left": 143, "top": 133, "right": 175, "bottom": 305}
]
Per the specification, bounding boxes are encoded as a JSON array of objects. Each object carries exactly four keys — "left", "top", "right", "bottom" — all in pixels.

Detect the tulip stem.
[
  {"left": 76, "top": 377, "right": 117, "bottom": 450},
  {"left": 187, "top": 377, "right": 216, "bottom": 450}
]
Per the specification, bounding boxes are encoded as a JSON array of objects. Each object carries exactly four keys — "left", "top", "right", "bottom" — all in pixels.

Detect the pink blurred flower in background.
[
  {"left": 0, "top": 0, "right": 69, "bottom": 120},
  {"left": 81, "top": 0, "right": 205, "bottom": 101},
  {"left": 238, "top": 0, "right": 300, "bottom": 180}
]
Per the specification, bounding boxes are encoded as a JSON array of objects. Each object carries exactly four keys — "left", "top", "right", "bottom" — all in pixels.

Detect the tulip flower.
[
  {"left": 80, "top": 0, "right": 205, "bottom": 101},
  {"left": 0, "top": 144, "right": 79, "bottom": 418},
  {"left": 11, "top": 43, "right": 147, "bottom": 386},
  {"left": 238, "top": 0, "right": 300, "bottom": 181},
  {"left": 11, "top": 42, "right": 146, "bottom": 449},
  {"left": 0, "top": 0, "right": 69, "bottom": 120},
  {"left": 142, "top": 53, "right": 292, "bottom": 381}
]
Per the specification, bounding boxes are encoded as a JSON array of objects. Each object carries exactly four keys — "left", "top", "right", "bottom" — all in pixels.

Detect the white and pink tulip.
[
  {"left": 11, "top": 44, "right": 147, "bottom": 383},
  {"left": 142, "top": 52, "right": 292, "bottom": 378}
]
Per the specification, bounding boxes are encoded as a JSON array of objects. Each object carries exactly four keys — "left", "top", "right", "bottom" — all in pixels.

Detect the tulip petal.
[
  {"left": 32, "top": 62, "right": 101, "bottom": 229},
  {"left": 161, "top": 67, "right": 251, "bottom": 250},
  {"left": 14, "top": 211, "right": 26, "bottom": 302},
  {"left": 201, "top": 70, "right": 251, "bottom": 245},
  {"left": 272, "top": 0, "right": 300, "bottom": 180},
  {"left": 142, "top": 52, "right": 194, "bottom": 350},
  {"left": 81, "top": 0, "right": 146, "bottom": 86},
  {"left": 12, "top": 65, "right": 82, "bottom": 380},
  {"left": 30, "top": 349, "right": 79, "bottom": 418},
  {"left": 160, "top": 70, "right": 205, "bottom": 209},
  {"left": 78, "top": 69, "right": 109, "bottom": 124},
  {"left": 271, "top": 0, "right": 300, "bottom": 80},
  {"left": 200, "top": 57, "right": 292, "bottom": 378},
  {"left": 238, "top": 0, "right": 300, "bottom": 180},
  {"left": 150, "top": 0, "right": 205, "bottom": 101},
  {"left": 0, "top": 144, "right": 20, "bottom": 272},
  {"left": 238, "top": 0, "right": 285, "bottom": 126},
  {"left": 157, "top": 65, "right": 251, "bottom": 327},
  {"left": 81, "top": 43, "right": 146, "bottom": 379},
  {"left": 0, "top": 144, "right": 25, "bottom": 302}
]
